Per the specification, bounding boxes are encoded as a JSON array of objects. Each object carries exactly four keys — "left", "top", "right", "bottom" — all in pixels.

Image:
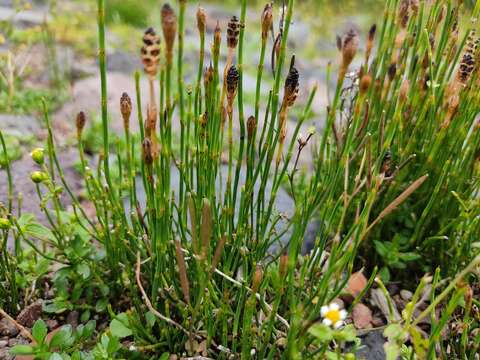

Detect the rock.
[
  {"left": 71, "top": 60, "right": 98, "bottom": 80},
  {"left": 8, "top": 337, "right": 27, "bottom": 347},
  {"left": 0, "top": 339, "right": 8, "bottom": 347},
  {"left": 66, "top": 311, "right": 79, "bottom": 329},
  {"left": 371, "top": 316, "right": 384, "bottom": 327},
  {"left": 302, "top": 219, "right": 322, "bottom": 254},
  {"left": 56, "top": 45, "right": 75, "bottom": 77},
  {"left": 370, "top": 288, "right": 401, "bottom": 322},
  {"left": 346, "top": 271, "right": 368, "bottom": 298},
  {"left": 356, "top": 330, "right": 386, "bottom": 360},
  {"left": 0, "top": 6, "right": 50, "bottom": 27},
  {"left": 288, "top": 21, "right": 311, "bottom": 49},
  {"left": 352, "top": 303, "right": 373, "bottom": 329},
  {"left": 53, "top": 71, "right": 150, "bottom": 137},
  {"left": 0, "top": 318, "right": 18, "bottom": 337},
  {"left": 107, "top": 51, "right": 141, "bottom": 74},
  {"left": 45, "top": 319, "right": 59, "bottom": 331},
  {"left": 16, "top": 300, "right": 42, "bottom": 327},
  {"left": 0, "top": 348, "right": 11, "bottom": 360},
  {"left": 393, "top": 294, "right": 407, "bottom": 312},
  {"left": 400, "top": 289, "right": 413, "bottom": 301},
  {"left": 0, "top": 114, "right": 42, "bottom": 139},
  {"left": 386, "top": 283, "right": 400, "bottom": 295},
  {"left": 332, "top": 298, "right": 345, "bottom": 310},
  {"left": 0, "top": 148, "right": 84, "bottom": 249}
]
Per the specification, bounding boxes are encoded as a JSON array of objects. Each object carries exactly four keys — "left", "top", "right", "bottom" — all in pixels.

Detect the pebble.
[
  {"left": 0, "top": 318, "right": 19, "bottom": 337},
  {"left": 352, "top": 303, "right": 373, "bottom": 329},
  {"left": 332, "top": 298, "right": 345, "bottom": 309},
  {"left": 8, "top": 338, "right": 18, "bottom": 347},
  {"left": 400, "top": 289, "right": 413, "bottom": 301},
  {"left": 357, "top": 330, "right": 386, "bottom": 360},
  {"left": 0, "top": 349, "right": 11, "bottom": 360},
  {"left": 66, "top": 311, "right": 79, "bottom": 328},
  {"left": 8, "top": 336, "right": 28, "bottom": 348},
  {"left": 46, "top": 319, "right": 59, "bottom": 330},
  {"left": 16, "top": 300, "right": 43, "bottom": 327},
  {"left": 0, "top": 114, "right": 40, "bottom": 138},
  {"left": 371, "top": 316, "right": 384, "bottom": 327}
]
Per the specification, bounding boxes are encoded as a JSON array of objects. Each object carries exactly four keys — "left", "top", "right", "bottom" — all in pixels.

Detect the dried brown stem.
[{"left": 135, "top": 252, "right": 196, "bottom": 337}]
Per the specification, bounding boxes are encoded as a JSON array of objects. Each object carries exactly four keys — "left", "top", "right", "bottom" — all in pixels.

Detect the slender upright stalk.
[
  {"left": 97, "top": 0, "right": 111, "bottom": 189},
  {"left": 178, "top": 0, "right": 186, "bottom": 206},
  {"left": 232, "top": 0, "right": 247, "bottom": 218}
]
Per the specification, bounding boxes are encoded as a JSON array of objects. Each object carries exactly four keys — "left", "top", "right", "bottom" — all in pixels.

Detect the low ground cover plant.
[{"left": 0, "top": 0, "right": 479, "bottom": 358}]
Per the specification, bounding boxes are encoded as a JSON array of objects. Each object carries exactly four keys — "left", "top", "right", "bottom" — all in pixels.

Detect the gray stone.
[
  {"left": 0, "top": 114, "right": 42, "bottom": 139},
  {"left": 0, "top": 348, "right": 12, "bottom": 360},
  {"left": 0, "top": 339, "right": 8, "bottom": 348},
  {"left": 370, "top": 288, "right": 401, "bottom": 322},
  {"left": 400, "top": 289, "right": 413, "bottom": 301},
  {"left": 356, "top": 330, "right": 386, "bottom": 360},
  {"left": 66, "top": 311, "right": 79, "bottom": 329},
  {"left": 288, "top": 21, "right": 311, "bottom": 48},
  {"left": 302, "top": 219, "right": 322, "bottom": 254},
  {"left": 106, "top": 51, "right": 141, "bottom": 74},
  {"left": 0, "top": 6, "right": 50, "bottom": 27},
  {"left": 0, "top": 318, "right": 18, "bottom": 337},
  {"left": 53, "top": 71, "right": 150, "bottom": 137},
  {"left": 0, "top": 149, "right": 84, "bottom": 249}
]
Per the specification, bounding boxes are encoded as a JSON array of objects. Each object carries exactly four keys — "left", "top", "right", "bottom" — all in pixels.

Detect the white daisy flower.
[{"left": 320, "top": 303, "right": 347, "bottom": 329}]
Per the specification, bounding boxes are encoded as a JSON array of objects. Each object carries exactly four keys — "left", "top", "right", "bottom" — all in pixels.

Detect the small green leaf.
[
  {"left": 32, "top": 319, "right": 48, "bottom": 343},
  {"left": 48, "top": 353, "right": 64, "bottom": 360},
  {"left": 373, "top": 240, "right": 389, "bottom": 257},
  {"left": 95, "top": 298, "right": 108, "bottom": 312},
  {"left": 146, "top": 311, "right": 156, "bottom": 328},
  {"left": 107, "top": 334, "right": 121, "bottom": 354},
  {"left": 49, "top": 325, "right": 73, "bottom": 349},
  {"left": 18, "top": 213, "right": 55, "bottom": 241},
  {"left": 110, "top": 318, "right": 132, "bottom": 338},
  {"left": 399, "top": 252, "right": 421, "bottom": 262},
  {"left": 385, "top": 342, "right": 401, "bottom": 360},
  {"left": 335, "top": 324, "right": 357, "bottom": 342},
  {"left": 76, "top": 263, "right": 91, "bottom": 280},
  {"left": 25, "top": 222, "right": 55, "bottom": 240},
  {"left": 100, "top": 333, "right": 109, "bottom": 349},
  {"left": 98, "top": 284, "right": 110, "bottom": 297},
  {"left": 384, "top": 323, "right": 403, "bottom": 340},
  {"left": 308, "top": 324, "right": 333, "bottom": 343},
  {"left": 9, "top": 344, "right": 35, "bottom": 355},
  {"left": 71, "top": 351, "right": 82, "bottom": 360},
  {"left": 84, "top": 320, "right": 96, "bottom": 338},
  {"left": 379, "top": 267, "right": 391, "bottom": 283},
  {"left": 43, "top": 299, "right": 70, "bottom": 314},
  {"left": 80, "top": 309, "right": 91, "bottom": 322}
]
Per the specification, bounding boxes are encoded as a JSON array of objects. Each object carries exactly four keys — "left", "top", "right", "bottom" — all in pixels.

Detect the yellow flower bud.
[
  {"left": 31, "top": 148, "right": 45, "bottom": 165},
  {"left": 0, "top": 218, "right": 10, "bottom": 230},
  {"left": 31, "top": 171, "right": 47, "bottom": 184}
]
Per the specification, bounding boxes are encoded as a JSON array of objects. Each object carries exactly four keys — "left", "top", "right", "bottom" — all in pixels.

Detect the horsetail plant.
[{"left": 0, "top": 0, "right": 479, "bottom": 358}]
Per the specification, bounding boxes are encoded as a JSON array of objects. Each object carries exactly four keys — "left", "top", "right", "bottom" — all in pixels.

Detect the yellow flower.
[{"left": 320, "top": 303, "right": 347, "bottom": 329}]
